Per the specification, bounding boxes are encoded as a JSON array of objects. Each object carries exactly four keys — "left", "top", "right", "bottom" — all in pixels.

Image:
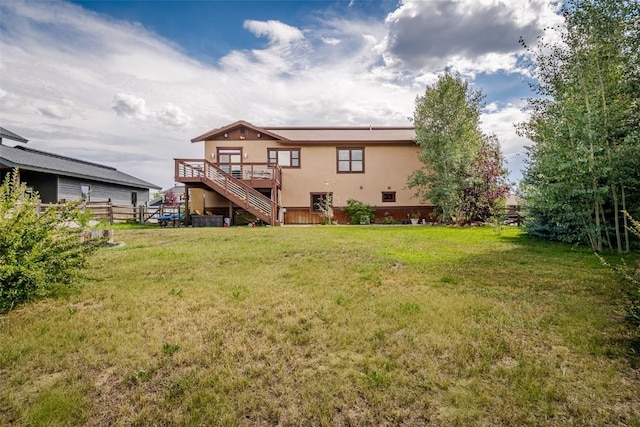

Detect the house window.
[
  {"left": 310, "top": 192, "right": 332, "bottom": 213},
  {"left": 337, "top": 148, "right": 364, "bottom": 173},
  {"left": 81, "top": 184, "right": 91, "bottom": 201},
  {"left": 131, "top": 192, "right": 138, "bottom": 206},
  {"left": 268, "top": 148, "right": 300, "bottom": 168},
  {"left": 217, "top": 148, "right": 243, "bottom": 179},
  {"left": 382, "top": 191, "right": 396, "bottom": 203}
]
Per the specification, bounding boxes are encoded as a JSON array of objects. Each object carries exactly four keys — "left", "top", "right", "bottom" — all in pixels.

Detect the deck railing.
[{"left": 175, "top": 159, "right": 280, "bottom": 225}]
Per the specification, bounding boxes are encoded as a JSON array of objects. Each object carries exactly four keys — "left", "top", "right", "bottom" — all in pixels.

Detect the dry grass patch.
[{"left": 1, "top": 226, "right": 639, "bottom": 426}]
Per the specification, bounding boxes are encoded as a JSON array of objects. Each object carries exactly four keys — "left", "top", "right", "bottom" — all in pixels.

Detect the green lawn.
[{"left": 1, "top": 226, "right": 639, "bottom": 426}]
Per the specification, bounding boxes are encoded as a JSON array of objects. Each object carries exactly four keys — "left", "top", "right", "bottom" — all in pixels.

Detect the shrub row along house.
[
  {"left": 175, "top": 120, "right": 431, "bottom": 225},
  {"left": 0, "top": 126, "right": 160, "bottom": 205}
]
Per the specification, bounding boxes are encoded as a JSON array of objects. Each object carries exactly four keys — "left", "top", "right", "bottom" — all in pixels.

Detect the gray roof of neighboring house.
[
  {"left": 0, "top": 127, "right": 28, "bottom": 144},
  {"left": 0, "top": 145, "right": 160, "bottom": 189}
]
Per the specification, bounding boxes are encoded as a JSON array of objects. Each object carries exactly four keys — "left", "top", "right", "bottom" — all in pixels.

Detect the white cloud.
[
  {"left": 111, "top": 94, "right": 192, "bottom": 128},
  {"left": 243, "top": 20, "right": 305, "bottom": 45},
  {"left": 112, "top": 93, "right": 150, "bottom": 121},
  {"left": 321, "top": 37, "right": 341, "bottom": 45},
  {"left": 0, "top": 0, "right": 555, "bottom": 189},
  {"left": 37, "top": 99, "right": 82, "bottom": 120},
  {"left": 157, "top": 103, "right": 192, "bottom": 128},
  {"left": 480, "top": 102, "right": 531, "bottom": 181},
  {"left": 381, "top": 0, "right": 562, "bottom": 75}
]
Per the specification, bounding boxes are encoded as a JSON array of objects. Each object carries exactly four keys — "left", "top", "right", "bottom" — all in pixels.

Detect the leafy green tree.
[
  {"left": 409, "top": 71, "right": 510, "bottom": 224},
  {"left": 0, "top": 169, "right": 103, "bottom": 313},
  {"left": 519, "top": 0, "right": 640, "bottom": 251}
]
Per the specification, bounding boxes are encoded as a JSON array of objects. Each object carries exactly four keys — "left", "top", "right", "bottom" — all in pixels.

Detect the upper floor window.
[
  {"left": 268, "top": 148, "right": 300, "bottom": 168},
  {"left": 337, "top": 148, "right": 364, "bottom": 173}
]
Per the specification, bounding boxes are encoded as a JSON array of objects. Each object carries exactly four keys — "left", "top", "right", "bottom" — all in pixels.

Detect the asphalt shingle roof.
[
  {"left": 0, "top": 145, "right": 160, "bottom": 189},
  {"left": 191, "top": 120, "right": 417, "bottom": 144},
  {"left": 0, "top": 127, "right": 28, "bottom": 144},
  {"left": 265, "top": 126, "right": 416, "bottom": 143}
]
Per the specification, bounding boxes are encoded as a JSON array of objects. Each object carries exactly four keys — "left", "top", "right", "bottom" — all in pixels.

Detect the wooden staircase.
[{"left": 175, "top": 159, "right": 280, "bottom": 225}]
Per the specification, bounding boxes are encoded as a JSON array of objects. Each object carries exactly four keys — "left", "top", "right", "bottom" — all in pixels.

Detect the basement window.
[
  {"left": 382, "top": 191, "right": 396, "bottom": 203},
  {"left": 311, "top": 192, "right": 332, "bottom": 213}
]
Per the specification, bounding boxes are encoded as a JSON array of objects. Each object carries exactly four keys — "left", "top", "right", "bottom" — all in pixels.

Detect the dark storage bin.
[{"left": 192, "top": 215, "right": 223, "bottom": 227}]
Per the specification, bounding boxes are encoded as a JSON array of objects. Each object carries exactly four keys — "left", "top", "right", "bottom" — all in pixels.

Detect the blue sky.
[{"left": 0, "top": 0, "right": 563, "bottom": 190}]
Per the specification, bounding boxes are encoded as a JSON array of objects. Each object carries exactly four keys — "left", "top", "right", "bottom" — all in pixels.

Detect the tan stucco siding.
[
  {"left": 200, "top": 139, "right": 428, "bottom": 209},
  {"left": 280, "top": 145, "right": 426, "bottom": 208},
  {"left": 204, "top": 139, "right": 270, "bottom": 162},
  {"left": 190, "top": 187, "right": 230, "bottom": 211}
]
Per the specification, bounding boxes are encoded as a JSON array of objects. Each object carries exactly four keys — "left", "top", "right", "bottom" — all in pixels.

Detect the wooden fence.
[{"left": 37, "top": 201, "right": 182, "bottom": 224}]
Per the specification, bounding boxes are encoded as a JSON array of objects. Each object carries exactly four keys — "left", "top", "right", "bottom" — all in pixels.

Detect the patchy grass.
[{"left": 1, "top": 226, "right": 639, "bottom": 426}]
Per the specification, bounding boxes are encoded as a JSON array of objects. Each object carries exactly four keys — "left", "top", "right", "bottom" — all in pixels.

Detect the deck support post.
[{"left": 184, "top": 185, "right": 189, "bottom": 226}]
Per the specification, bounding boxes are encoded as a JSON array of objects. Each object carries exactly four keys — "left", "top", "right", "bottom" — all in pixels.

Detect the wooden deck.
[{"left": 174, "top": 159, "right": 281, "bottom": 226}]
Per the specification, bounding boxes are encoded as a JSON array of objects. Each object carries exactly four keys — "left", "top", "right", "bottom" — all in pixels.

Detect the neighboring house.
[
  {"left": 149, "top": 185, "right": 186, "bottom": 207},
  {"left": 175, "top": 120, "right": 432, "bottom": 225},
  {"left": 0, "top": 126, "right": 160, "bottom": 205}
]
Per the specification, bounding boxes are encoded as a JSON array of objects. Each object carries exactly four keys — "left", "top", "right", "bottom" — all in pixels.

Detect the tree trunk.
[
  {"left": 600, "top": 200, "right": 612, "bottom": 251},
  {"left": 622, "top": 186, "right": 629, "bottom": 253},
  {"left": 611, "top": 184, "right": 622, "bottom": 253}
]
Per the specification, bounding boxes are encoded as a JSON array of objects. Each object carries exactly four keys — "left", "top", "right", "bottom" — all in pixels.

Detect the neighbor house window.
[
  {"left": 268, "top": 148, "right": 300, "bottom": 168},
  {"left": 131, "top": 192, "right": 138, "bottom": 206},
  {"left": 337, "top": 148, "right": 364, "bottom": 173},
  {"left": 81, "top": 184, "right": 91, "bottom": 201},
  {"left": 382, "top": 191, "right": 396, "bottom": 202},
  {"left": 310, "top": 192, "right": 332, "bottom": 213}
]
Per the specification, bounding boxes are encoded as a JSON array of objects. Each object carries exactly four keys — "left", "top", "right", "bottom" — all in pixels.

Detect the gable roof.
[
  {"left": 0, "top": 127, "right": 28, "bottom": 144},
  {"left": 192, "top": 120, "right": 416, "bottom": 145},
  {"left": 0, "top": 145, "right": 160, "bottom": 189},
  {"left": 191, "top": 120, "right": 289, "bottom": 142}
]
